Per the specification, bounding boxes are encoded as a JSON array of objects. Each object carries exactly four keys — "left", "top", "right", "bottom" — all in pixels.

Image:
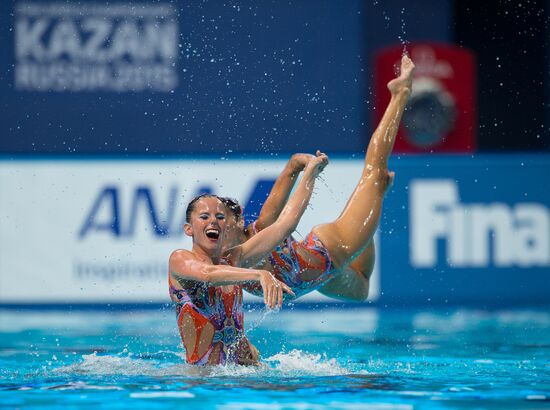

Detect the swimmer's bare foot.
[{"left": 387, "top": 55, "right": 415, "bottom": 96}]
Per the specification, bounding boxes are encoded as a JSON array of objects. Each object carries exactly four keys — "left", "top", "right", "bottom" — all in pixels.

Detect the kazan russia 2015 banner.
[{"left": 14, "top": 1, "right": 178, "bottom": 92}]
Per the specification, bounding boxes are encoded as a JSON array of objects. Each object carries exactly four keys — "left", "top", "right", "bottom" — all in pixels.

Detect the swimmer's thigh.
[{"left": 312, "top": 167, "right": 389, "bottom": 267}]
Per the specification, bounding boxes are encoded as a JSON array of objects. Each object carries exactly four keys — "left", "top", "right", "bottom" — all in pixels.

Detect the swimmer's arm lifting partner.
[
  {"left": 248, "top": 153, "right": 316, "bottom": 233},
  {"left": 231, "top": 151, "right": 328, "bottom": 269},
  {"left": 169, "top": 250, "right": 294, "bottom": 309}
]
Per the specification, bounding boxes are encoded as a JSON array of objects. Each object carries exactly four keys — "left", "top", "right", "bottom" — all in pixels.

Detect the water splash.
[
  {"left": 398, "top": 7, "right": 409, "bottom": 54},
  {"left": 372, "top": 3, "right": 409, "bottom": 54},
  {"left": 52, "top": 349, "right": 350, "bottom": 378},
  {"left": 246, "top": 305, "right": 277, "bottom": 333},
  {"left": 264, "top": 349, "right": 348, "bottom": 376},
  {"left": 54, "top": 351, "right": 187, "bottom": 377}
]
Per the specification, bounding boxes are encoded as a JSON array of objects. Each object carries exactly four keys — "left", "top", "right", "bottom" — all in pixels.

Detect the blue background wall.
[{"left": 0, "top": 0, "right": 453, "bottom": 155}]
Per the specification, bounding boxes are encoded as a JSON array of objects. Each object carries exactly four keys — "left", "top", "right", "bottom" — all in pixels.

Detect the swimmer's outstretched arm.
[
  {"left": 169, "top": 250, "right": 294, "bottom": 308},
  {"left": 250, "top": 153, "right": 315, "bottom": 233},
  {"left": 232, "top": 152, "right": 328, "bottom": 268}
]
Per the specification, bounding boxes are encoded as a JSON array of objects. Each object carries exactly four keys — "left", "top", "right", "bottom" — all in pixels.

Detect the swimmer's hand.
[
  {"left": 290, "top": 153, "right": 316, "bottom": 172},
  {"left": 237, "top": 337, "right": 260, "bottom": 366},
  {"left": 303, "top": 150, "right": 329, "bottom": 178},
  {"left": 259, "top": 270, "right": 295, "bottom": 309}
]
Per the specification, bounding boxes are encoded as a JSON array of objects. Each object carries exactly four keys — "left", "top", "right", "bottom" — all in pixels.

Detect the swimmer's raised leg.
[
  {"left": 313, "top": 55, "right": 414, "bottom": 300},
  {"left": 318, "top": 172, "right": 394, "bottom": 301}
]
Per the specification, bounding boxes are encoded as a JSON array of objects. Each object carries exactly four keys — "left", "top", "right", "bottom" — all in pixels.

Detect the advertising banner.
[
  {"left": 382, "top": 155, "right": 550, "bottom": 306},
  {"left": 1, "top": 155, "right": 549, "bottom": 308},
  {"left": 374, "top": 43, "right": 477, "bottom": 153},
  {"left": 0, "top": 159, "right": 380, "bottom": 305},
  {"left": 13, "top": 2, "right": 178, "bottom": 92}
]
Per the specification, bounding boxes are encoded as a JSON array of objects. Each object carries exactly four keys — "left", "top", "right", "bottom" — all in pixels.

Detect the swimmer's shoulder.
[
  {"left": 169, "top": 249, "right": 204, "bottom": 271},
  {"left": 170, "top": 248, "right": 195, "bottom": 261},
  {"left": 169, "top": 249, "right": 211, "bottom": 287}
]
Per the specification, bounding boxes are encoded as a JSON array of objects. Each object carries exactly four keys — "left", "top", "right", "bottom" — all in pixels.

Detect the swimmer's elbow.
[
  {"left": 266, "top": 220, "right": 294, "bottom": 242},
  {"left": 201, "top": 265, "right": 240, "bottom": 285},
  {"left": 201, "top": 265, "right": 219, "bottom": 283},
  {"left": 279, "top": 217, "right": 299, "bottom": 237}
]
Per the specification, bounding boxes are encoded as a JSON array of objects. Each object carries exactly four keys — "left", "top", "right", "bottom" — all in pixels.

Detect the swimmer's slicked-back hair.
[
  {"left": 185, "top": 193, "right": 223, "bottom": 223},
  {"left": 220, "top": 197, "right": 243, "bottom": 221}
]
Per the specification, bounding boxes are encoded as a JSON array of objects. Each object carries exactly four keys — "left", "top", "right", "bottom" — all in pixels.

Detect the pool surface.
[{"left": 1, "top": 306, "right": 549, "bottom": 409}]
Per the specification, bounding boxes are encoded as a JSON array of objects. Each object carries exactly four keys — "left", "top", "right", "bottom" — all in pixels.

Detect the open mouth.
[{"left": 205, "top": 228, "right": 220, "bottom": 240}]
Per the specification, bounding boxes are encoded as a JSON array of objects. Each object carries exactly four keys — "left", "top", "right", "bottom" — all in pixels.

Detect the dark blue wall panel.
[{"left": 0, "top": 0, "right": 450, "bottom": 155}]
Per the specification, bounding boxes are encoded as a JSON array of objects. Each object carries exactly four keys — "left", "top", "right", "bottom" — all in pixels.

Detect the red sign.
[{"left": 374, "top": 43, "right": 477, "bottom": 153}]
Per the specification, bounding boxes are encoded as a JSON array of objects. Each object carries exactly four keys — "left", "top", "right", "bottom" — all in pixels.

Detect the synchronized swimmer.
[{"left": 169, "top": 54, "right": 415, "bottom": 366}]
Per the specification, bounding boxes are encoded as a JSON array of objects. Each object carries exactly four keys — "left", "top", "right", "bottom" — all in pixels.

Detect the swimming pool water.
[{"left": 1, "top": 306, "right": 549, "bottom": 409}]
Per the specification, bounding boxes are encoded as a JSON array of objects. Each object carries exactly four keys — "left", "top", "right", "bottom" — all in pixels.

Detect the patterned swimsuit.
[
  {"left": 170, "top": 280, "right": 244, "bottom": 365},
  {"left": 250, "top": 221, "right": 335, "bottom": 298}
]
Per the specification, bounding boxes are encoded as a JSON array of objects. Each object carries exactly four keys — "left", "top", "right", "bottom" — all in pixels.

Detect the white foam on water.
[
  {"left": 54, "top": 351, "right": 189, "bottom": 377},
  {"left": 218, "top": 403, "right": 413, "bottom": 410},
  {"left": 42, "top": 381, "right": 123, "bottom": 391},
  {"left": 184, "top": 349, "right": 352, "bottom": 377},
  {"left": 53, "top": 348, "right": 352, "bottom": 378},
  {"left": 130, "top": 391, "right": 195, "bottom": 399},
  {"left": 474, "top": 359, "right": 494, "bottom": 364},
  {"left": 399, "top": 390, "right": 442, "bottom": 397},
  {"left": 526, "top": 395, "right": 547, "bottom": 401},
  {"left": 447, "top": 386, "right": 475, "bottom": 392},
  {"left": 264, "top": 349, "right": 348, "bottom": 376},
  {"left": 202, "top": 362, "right": 266, "bottom": 377}
]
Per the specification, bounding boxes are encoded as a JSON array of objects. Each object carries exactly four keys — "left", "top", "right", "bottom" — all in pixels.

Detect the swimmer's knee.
[
  {"left": 345, "top": 266, "right": 371, "bottom": 301},
  {"left": 375, "top": 169, "right": 395, "bottom": 194},
  {"left": 361, "top": 166, "right": 392, "bottom": 191},
  {"left": 319, "top": 267, "right": 370, "bottom": 302}
]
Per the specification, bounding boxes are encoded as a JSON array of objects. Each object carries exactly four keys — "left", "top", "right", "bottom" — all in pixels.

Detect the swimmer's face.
[{"left": 184, "top": 197, "right": 227, "bottom": 253}]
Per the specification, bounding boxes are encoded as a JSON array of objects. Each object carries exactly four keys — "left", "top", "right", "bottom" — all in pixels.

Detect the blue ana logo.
[{"left": 78, "top": 179, "right": 276, "bottom": 239}]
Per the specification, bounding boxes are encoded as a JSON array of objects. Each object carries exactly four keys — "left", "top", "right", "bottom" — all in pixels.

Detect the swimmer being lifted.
[
  {"left": 168, "top": 154, "right": 329, "bottom": 365},
  {"left": 169, "top": 54, "right": 414, "bottom": 366},
  {"left": 223, "top": 54, "right": 415, "bottom": 302}
]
